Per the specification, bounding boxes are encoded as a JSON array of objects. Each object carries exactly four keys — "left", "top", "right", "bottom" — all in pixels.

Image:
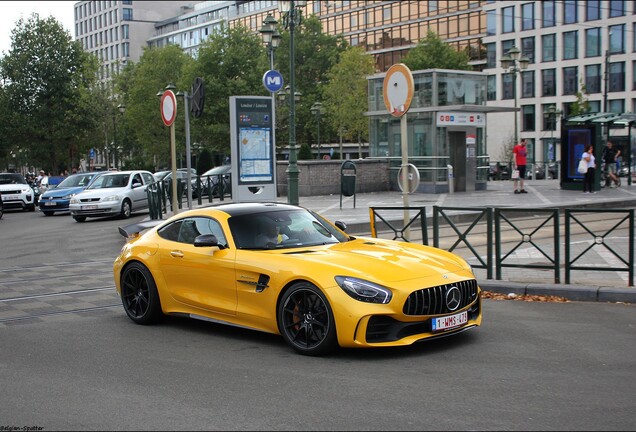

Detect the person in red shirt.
[{"left": 512, "top": 138, "right": 528, "bottom": 194}]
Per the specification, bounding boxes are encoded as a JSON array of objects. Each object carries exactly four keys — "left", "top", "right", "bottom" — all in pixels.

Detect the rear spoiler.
[{"left": 118, "top": 220, "right": 163, "bottom": 239}]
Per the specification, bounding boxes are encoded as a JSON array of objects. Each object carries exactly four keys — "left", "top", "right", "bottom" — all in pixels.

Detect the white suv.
[
  {"left": 0, "top": 173, "right": 36, "bottom": 212},
  {"left": 69, "top": 170, "right": 154, "bottom": 222}
]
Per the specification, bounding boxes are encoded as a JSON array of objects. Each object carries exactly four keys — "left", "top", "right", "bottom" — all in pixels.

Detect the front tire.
[
  {"left": 73, "top": 216, "right": 86, "bottom": 222},
  {"left": 278, "top": 282, "right": 337, "bottom": 356},
  {"left": 43, "top": 211, "right": 54, "bottom": 216},
  {"left": 120, "top": 261, "right": 162, "bottom": 325}
]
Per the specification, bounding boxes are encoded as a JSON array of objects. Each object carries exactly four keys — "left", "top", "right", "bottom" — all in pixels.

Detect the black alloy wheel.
[
  {"left": 120, "top": 262, "right": 162, "bottom": 324},
  {"left": 278, "top": 282, "right": 337, "bottom": 356}
]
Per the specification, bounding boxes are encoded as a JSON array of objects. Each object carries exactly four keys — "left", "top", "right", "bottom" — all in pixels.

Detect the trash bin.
[{"left": 340, "top": 160, "right": 357, "bottom": 209}]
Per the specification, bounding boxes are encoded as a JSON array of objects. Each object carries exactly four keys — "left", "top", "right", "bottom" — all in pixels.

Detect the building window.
[
  {"left": 542, "top": 34, "right": 555, "bottom": 62},
  {"left": 609, "top": 24, "right": 625, "bottom": 54},
  {"left": 502, "top": 73, "right": 514, "bottom": 100},
  {"left": 122, "top": 8, "right": 133, "bottom": 21},
  {"left": 521, "top": 37, "right": 535, "bottom": 63},
  {"left": 502, "top": 6, "right": 515, "bottom": 33},
  {"left": 609, "top": 99, "right": 624, "bottom": 113},
  {"left": 563, "top": 67, "right": 578, "bottom": 95},
  {"left": 122, "top": 24, "right": 129, "bottom": 40},
  {"left": 521, "top": 3, "right": 534, "bottom": 30},
  {"left": 486, "top": 10, "right": 496, "bottom": 36},
  {"left": 522, "top": 105, "right": 535, "bottom": 131},
  {"left": 428, "top": 1, "right": 438, "bottom": 12},
  {"left": 609, "top": 62, "right": 625, "bottom": 92},
  {"left": 586, "top": 0, "right": 601, "bottom": 20},
  {"left": 502, "top": 40, "right": 515, "bottom": 59},
  {"left": 633, "top": 60, "right": 636, "bottom": 90},
  {"left": 487, "top": 75, "right": 497, "bottom": 101},
  {"left": 563, "top": 31, "right": 578, "bottom": 60},
  {"left": 563, "top": 0, "right": 577, "bottom": 24},
  {"left": 609, "top": 0, "right": 625, "bottom": 17},
  {"left": 585, "top": 64, "right": 601, "bottom": 93},
  {"left": 383, "top": 6, "right": 391, "bottom": 20},
  {"left": 542, "top": 0, "right": 555, "bottom": 27},
  {"left": 585, "top": 28, "right": 601, "bottom": 57},
  {"left": 588, "top": 101, "right": 601, "bottom": 112},
  {"left": 521, "top": 70, "right": 535, "bottom": 98},
  {"left": 542, "top": 69, "right": 556, "bottom": 96},
  {"left": 486, "top": 43, "right": 496, "bottom": 68}
]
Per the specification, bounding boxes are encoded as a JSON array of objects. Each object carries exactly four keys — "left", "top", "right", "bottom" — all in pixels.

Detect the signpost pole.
[
  {"left": 400, "top": 114, "right": 410, "bottom": 240},
  {"left": 170, "top": 123, "right": 178, "bottom": 214}
]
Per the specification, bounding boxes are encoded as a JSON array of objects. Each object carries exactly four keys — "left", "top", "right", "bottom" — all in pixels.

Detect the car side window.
[
  {"left": 132, "top": 174, "right": 142, "bottom": 186},
  {"left": 158, "top": 217, "right": 227, "bottom": 246},
  {"left": 141, "top": 173, "right": 154, "bottom": 185},
  {"left": 158, "top": 220, "right": 182, "bottom": 242}
]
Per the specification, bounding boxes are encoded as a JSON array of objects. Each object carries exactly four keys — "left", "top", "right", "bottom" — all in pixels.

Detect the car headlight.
[
  {"left": 70, "top": 197, "right": 79, "bottom": 204},
  {"left": 102, "top": 195, "right": 121, "bottom": 202},
  {"left": 62, "top": 193, "right": 76, "bottom": 200},
  {"left": 335, "top": 276, "right": 392, "bottom": 304}
]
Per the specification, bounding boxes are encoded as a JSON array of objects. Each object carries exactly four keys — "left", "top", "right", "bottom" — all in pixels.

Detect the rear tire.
[{"left": 120, "top": 199, "right": 131, "bottom": 219}]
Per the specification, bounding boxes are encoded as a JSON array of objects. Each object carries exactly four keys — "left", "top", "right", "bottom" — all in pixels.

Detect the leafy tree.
[
  {"left": 184, "top": 24, "right": 267, "bottom": 159},
  {"left": 569, "top": 80, "right": 591, "bottom": 116},
  {"left": 275, "top": 15, "right": 347, "bottom": 149},
  {"left": 297, "top": 142, "right": 313, "bottom": 160},
  {"left": 402, "top": 30, "right": 472, "bottom": 71},
  {"left": 0, "top": 13, "right": 99, "bottom": 173},
  {"left": 323, "top": 47, "right": 375, "bottom": 159},
  {"left": 114, "top": 44, "right": 194, "bottom": 170}
]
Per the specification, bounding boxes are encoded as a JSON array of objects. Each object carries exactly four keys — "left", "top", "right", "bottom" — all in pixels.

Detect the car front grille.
[
  {"left": 403, "top": 279, "right": 478, "bottom": 316},
  {"left": 79, "top": 198, "right": 101, "bottom": 203},
  {"left": 0, "top": 189, "right": 22, "bottom": 195}
]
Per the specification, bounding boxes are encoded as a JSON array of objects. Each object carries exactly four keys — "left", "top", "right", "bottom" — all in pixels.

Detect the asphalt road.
[{"left": 1, "top": 208, "right": 635, "bottom": 431}]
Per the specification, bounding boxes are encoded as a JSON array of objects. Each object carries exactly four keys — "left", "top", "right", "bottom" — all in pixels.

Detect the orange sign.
[{"left": 383, "top": 63, "right": 414, "bottom": 117}]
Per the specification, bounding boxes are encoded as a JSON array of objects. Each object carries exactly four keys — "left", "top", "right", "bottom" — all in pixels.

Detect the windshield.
[
  {"left": 0, "top": 173, "right": 27, "bottom": 185},
  {"left": 57, "top": 173, "right": 98, "bottom": 188},
  {"left": 87, "top": 174, "right": 130, "bottom": 189},
  {"left": 229, "top": 209, "right": 347, "bottom": 250}
]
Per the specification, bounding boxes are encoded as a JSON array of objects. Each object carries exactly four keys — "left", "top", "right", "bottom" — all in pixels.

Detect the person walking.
[
  {"left": 512, "top": 138, "right": 528, "bottom": 194},
  {"left": 602, "top": 141, "right": 621, "bottom": 188},
  {"left": 582, "top": 144, "right": 596, "bottom": 193}
]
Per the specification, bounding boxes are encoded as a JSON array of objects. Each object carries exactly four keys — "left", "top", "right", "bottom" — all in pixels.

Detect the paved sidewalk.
[{"left": 176, "top": 178, "right": 636, "bottom": 303}]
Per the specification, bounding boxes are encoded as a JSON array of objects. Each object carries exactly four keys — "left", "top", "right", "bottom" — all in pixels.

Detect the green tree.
[
  {"left": 114, "top": 44, "right": 194, "bottom": 170},
  {"left": 402, "top": 30, "right": 472, "bottom": 71},
  {"left": 184, "top": 24, "right": 267, "bottom": 159},
  {"left": 569, "top": 80, "right": 591, "bottom": 116},
  {"left": 275, "top": 15, "right": 347, "bottom": 149},
  {"left": 0, "top": 13, "right": 99, "bottom": 172},
  {"left": 323, "top": 46, "right": 375, "bottom": 159},
  {"left": 297, "top": 142, "right": 313, "bottom": 160}
]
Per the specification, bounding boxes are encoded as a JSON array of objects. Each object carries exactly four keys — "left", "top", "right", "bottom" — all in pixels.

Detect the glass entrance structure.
[{"left": 366, "top": 69, "right": 512, "bottom": 193}]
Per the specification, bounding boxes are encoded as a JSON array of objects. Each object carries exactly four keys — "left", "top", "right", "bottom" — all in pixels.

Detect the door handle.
[{"left": 170, "top": 251, "right": 184, "bottom": 258}]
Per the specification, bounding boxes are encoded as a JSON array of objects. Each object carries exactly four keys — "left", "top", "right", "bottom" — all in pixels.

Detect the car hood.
[
  {"left": 41, "top": 186, "right": 85, "bottom": 198},
  {"left": 75, "top": 187, "right": 127, "bottom": 198},
  {"left": 0, "top": 184, "right": 31, "bottom": 191},
  {"left": 277, "top": 237, "right": 469, "bottom": 283}
]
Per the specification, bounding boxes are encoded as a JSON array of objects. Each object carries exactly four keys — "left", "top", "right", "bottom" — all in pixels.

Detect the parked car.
[
  {"left": 525, "top": 162, "right": 559, "bottom": 180},
  {"left": 38, "top": 171, "right": 104, "bottom": 216},
  {"left": 0, "top": 193, "right": 3, "bottom": 219},
  {"left": 153, "top": 170, "right": 199, "bottom": 198},
  {"left": 0, "top": 173, "right": 36, "bottom": 212},
  {"left": 69, "top": 170, "right": 154, "bottom": 222},
  {"left": 114, "top": 202, "right": 482, "bottom": 356},
  {"left": 200, "top": 165, "right": 232, "bottom": 197},
  {"left": 488, "top": 163, "right": 510, "bottom": 180}
]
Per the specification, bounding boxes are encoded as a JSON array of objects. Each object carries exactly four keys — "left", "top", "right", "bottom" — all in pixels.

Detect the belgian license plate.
[
  {"left": 4, "top": 194, "right": 18, "bottom": 201},
  {"left": 44, "top": 202, "right": 56, "bottom": 206},
  {"left": 432, "top": 311, "right": 467, "bottom": 331},
  {"left": 82, "top": 205, "right": 98, "bottom": 210}
]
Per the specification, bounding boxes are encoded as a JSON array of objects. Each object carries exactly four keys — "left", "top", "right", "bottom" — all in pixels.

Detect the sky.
[{"left": 1, "top": 1, "right": 76, "bottom": 55}]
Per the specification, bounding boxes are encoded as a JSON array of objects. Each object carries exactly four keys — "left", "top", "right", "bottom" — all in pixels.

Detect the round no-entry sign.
[{"left": 160, "top": 90, "right": 177, "bottom": 126}]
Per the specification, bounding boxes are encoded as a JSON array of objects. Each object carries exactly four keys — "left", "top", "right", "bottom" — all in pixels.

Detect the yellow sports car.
[{"left": 114, "top": 202, "right": 481, "bottom": 356}]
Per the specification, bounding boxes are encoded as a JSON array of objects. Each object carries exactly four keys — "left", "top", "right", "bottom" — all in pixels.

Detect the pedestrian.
[
  {"left": 582, "top": 144, "right": 596, "bottom": 193},
  {"left": 512, "top": 138, "right": 528, "bottom": 194},
  {"left": 601, "top": 141, "right": 621, "bottom": 188}
]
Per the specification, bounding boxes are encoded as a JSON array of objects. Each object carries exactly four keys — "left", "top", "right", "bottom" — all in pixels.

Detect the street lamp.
[
  {"left": 117, "top": 104, "right": 126, "bottom": 169},
  {"left": 259, "top": 14, "right": 281, "bottom": 71},
  {"left": 310, "top": 102, "right": 324, "bottom": 160},
  {"left": 500, "top": 46, "right": 529, "bottom": 144},
  {"left": 279, "top": 0, "right": 307, "bottom": 206}
]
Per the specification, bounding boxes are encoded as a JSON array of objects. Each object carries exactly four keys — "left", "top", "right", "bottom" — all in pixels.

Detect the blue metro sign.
[{"left": 262, "top": 70, "right": 284, "bottom": 93}]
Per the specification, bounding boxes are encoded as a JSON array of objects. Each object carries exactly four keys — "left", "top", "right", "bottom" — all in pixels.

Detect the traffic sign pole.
[{"left": 160, "top": 90, "right": 179, "bottom": 215}]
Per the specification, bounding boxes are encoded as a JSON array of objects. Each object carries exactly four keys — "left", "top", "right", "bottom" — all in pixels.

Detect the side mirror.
[
  {"left": 334, "top": 221, "right": 347, "bottom": 232},
  {"left": 194, "top": 233, "right": 226, "bottom": 249},
  {"left": 132, "top": 181, "right": 142, "bottom": 188}
]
